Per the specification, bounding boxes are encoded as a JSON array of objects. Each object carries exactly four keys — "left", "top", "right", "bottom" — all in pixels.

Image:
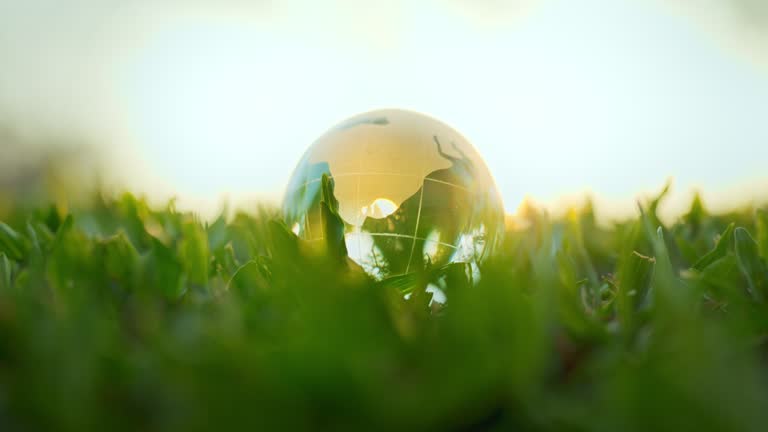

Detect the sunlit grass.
[{"left": 1, "top": 185, "right": 768, "bottom": 430}]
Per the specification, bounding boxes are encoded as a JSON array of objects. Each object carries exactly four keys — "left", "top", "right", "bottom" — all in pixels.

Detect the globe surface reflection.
[{"left": 283, "top": 109, "right": 504, "bottom": 280}]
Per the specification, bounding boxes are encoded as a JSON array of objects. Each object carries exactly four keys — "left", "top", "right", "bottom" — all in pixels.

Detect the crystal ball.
[{"left": 283, "top": 109, "right": 504, "bottom": 280}]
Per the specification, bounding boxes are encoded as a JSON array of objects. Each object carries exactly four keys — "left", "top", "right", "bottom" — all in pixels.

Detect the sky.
[{"left": 1, "top": 0, "right": 767, "bottom": 218}]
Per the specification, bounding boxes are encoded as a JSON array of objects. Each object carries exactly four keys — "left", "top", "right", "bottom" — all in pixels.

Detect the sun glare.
[
  {"left": 362, "top": 198, "right": 398, "bottom": 219},
  {"left": 120, "top": 1, "right": 768, "bottom": 218},
  {"left": 125, "top": 23, "right": 360, "bottom": 200},
  {"left": 123, "top": 13, "right": 530, "bottom": 212}
]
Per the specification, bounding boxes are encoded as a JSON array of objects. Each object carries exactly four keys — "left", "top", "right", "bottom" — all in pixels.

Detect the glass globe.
[{"left": 283, "top": 109, "right": 504, "bottom": 280}]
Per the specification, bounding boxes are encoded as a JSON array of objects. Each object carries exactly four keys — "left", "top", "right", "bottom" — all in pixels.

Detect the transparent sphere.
[{"left": 283, "top": 109, "right": 504, "bottom": 280}]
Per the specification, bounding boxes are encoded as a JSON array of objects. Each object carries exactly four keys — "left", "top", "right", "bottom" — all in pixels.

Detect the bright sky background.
[{"left": 1, "top": 0, "right": 767, "bottom": 218}]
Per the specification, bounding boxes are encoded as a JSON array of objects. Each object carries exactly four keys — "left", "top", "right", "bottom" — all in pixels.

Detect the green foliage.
[
  {"left": 693, "top": 223, "right": 736, "bottom": 271},
  {"left": 758, "top": 208, "right": 768, "bottom": 259},
  {"left": 1, "top": 191, "right": 768, "bottom": 431},
  {"left": 0, "top": 222, "right": 29, "bottom": 261}
]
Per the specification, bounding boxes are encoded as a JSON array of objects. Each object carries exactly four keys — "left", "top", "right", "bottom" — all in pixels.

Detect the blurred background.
[{"left": 1, "top": 0, "right": 767, "bottom": 220}]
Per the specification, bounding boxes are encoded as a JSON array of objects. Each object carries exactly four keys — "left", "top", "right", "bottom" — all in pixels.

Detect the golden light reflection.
[
  {"left": 362, "top": 198, "right": 398, "bottom": 219},
  {"left": 283, "top": 109, "right": 505, "bottom": 279}
]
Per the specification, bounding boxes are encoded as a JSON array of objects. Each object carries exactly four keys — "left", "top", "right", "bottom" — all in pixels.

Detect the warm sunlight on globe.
[{"left": 282, "top": 109, "right": 505, "bottom": 281}]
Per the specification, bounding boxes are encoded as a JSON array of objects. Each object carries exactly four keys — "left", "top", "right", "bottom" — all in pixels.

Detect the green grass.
[{"left": 1, "top": 186, "right": 768, "bottom": 431}]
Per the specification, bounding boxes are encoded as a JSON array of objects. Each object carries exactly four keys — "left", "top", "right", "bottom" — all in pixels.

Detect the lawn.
[{"left": 1, "top": 184, "right": 768, "bottom": 431}]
